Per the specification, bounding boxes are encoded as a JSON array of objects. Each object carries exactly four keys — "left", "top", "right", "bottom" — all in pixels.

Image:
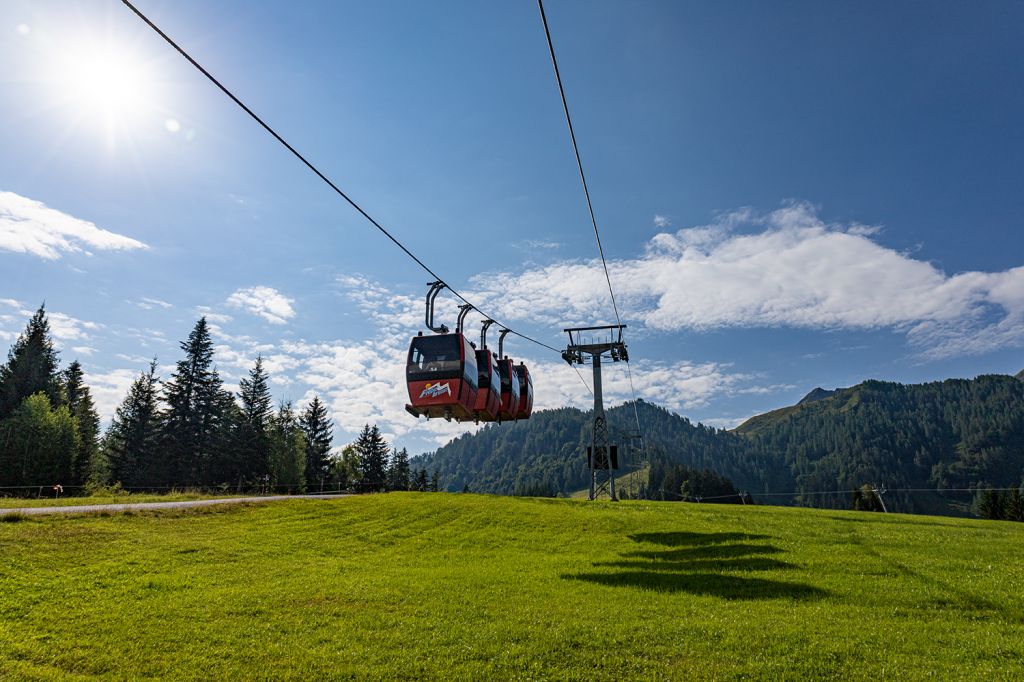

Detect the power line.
[
  {"left": 120, "top": 0, "right": 578, "bottom": 379},
  {"left": 536, "top": 0, "right": 642, "bottom": 431},
  {"left": 536, "top": 0, "right": 622, "bottom": 329},
  {"left": 696, "top": 487, "right": 1024, "bottom": 502}
]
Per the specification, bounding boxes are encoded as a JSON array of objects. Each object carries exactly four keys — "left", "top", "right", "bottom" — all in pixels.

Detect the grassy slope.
[{"left": 1, "top": 494, "right": 1022, "bottom": 680}]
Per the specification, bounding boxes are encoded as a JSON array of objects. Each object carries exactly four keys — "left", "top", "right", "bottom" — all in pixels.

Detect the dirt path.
[{"left": 0, "top": 494, "right": 350, "bottom": 517}]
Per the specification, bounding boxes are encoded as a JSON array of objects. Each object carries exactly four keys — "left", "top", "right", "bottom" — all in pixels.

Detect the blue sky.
[{"left": 1, "top": 0, "right": 1022, "bottom": 453}]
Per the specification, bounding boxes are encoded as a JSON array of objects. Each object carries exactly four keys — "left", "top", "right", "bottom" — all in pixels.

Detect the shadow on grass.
[
  {"left": 595, "top": 556, "right": 797, "bottom": 573},
  {"left": 565, "top": 530, "right": 827, "bottom": 600},
  {"left": 567, "top": 571, "right": 827, "bottom": 599},
  {"left": 625, "top": 543, "right": 783, "bottom": 561},
  {"left": 628, "top": 531, "right": 768, "bottom": 546}
]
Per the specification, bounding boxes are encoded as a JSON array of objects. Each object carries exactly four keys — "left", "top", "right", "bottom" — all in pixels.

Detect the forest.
[
  {"left": 0, "top": 306, "right": 435, "bottom": 497},
  {"left": 421, "top": 374, "right": 1024, "bottom": 517}
]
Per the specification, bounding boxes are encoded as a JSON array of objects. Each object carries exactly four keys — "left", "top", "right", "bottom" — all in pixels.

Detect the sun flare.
[{"left": 45, "top": 36, "right": 163, "bottom": 145}]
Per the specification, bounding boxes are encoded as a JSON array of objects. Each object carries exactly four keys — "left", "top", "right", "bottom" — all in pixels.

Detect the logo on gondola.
[{"left": 419, "top": 382, "right": 452, "bottom": 399}]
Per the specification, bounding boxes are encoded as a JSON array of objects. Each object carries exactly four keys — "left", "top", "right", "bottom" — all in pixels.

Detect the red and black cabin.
[
  {"left": 497, "top": 357, "right": 521, "bottom": 421},
  {"left": 405, "top": 332, "right": 478, "bottom": 421},
  {"left": 473, "top": 349, "right": 501, "bottom": 422},
  {"left": 514, "top": 363, "right": 534, "bottom": 419}
]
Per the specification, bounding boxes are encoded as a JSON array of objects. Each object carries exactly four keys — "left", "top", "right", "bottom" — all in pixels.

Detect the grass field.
[{"left": 1, "top": 494, "right": 1023, "bottom": 679}]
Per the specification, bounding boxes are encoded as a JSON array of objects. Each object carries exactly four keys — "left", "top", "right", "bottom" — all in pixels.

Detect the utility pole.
[
  {"left": 563, "top": 325, "right": 628, "bottom": 501},
  {"left": 872, "top": 483, "right": 888, "bottom": 513}
]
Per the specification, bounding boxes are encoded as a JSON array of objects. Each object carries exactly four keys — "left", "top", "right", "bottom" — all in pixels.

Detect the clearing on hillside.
[{"left": 1, "top": 494, "right": 1022, "bottom": 679}]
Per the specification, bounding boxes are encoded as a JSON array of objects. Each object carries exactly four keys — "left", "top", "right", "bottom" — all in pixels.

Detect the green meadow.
[{"left": 1, "top": 493, "right": 1022, "bottom": 679}]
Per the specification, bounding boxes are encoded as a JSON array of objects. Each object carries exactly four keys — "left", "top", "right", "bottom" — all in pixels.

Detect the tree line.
[{"left": 0, "top": 307, "right": 438, "bottom": 497}]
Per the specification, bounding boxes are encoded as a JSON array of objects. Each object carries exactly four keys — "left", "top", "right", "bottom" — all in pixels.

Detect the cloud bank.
[
  {"left": 226, "top": 286, "right": 296, "bottom": 325},
  {"left": 469, "top": 203, "right": 1024, "bottom": 358},
  {"left": 0, "top": 191, "right": 147, "bottom": 259}
]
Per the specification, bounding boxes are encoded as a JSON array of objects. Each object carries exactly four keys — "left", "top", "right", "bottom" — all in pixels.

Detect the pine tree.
[
  {"left": 232, "top": 356, "right": 273, "bottom": 487},
  {"left": 414, "top": 467, "right": 428, "bottom": 492},
  {"left": 62, "top": 361, "right": 101, "bottom": 486},
  {"left": 355, "top": 424, "right": 389, "bottom": 492},
  {"left": 429, "top": 470, "right": 440, "bottom": 493},
  {"left": 268, "top": 401, "right": 306, "bottom": 492},
  {"left": 300, "top": 396, "right": 333, "bottom": 492},
  {"left": 1006, "top": 488, "right": 1024, "bottom": 522},
  {"left": 977, "top": 488, "right": 1004, "bottom": 520},
  {"left": 104, "top": 360, "right": 161, "bottom": 487},
  {"left": 388, "top": 447, "right": 411, "bottom": 491},
  {"left": 0, "top": 393, "right": 79, "bottom": 487},
  {"left": 160, "top": 318, "right": 234, "bottom": 487},
  {"left": 0, "top": 305, "right": 61, "bottom": 418}
]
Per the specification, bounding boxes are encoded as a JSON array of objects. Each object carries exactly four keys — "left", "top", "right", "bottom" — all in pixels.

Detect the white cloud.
[
  {"left": 195, "top": 305, "right": 233, "bottom": 324},
  {"left": 465, "top": 203, "right": 1024, "bottom": 359},
  {"left": 524, "top": 239, "right": 561, "bottom": 250},
  {"left": 85, "top": 368, "right": 138, "bottom": 423},
  {"left": 653, "top": 214, "right": 671, "bottom": 228},
  {"left": 136, "top": 297, "right": 173, "bottom": 310},
  {"left": 71, "top": 345, "right": 97, "bottom": 356},
  {"left": 116, "top": 353, "right": 153, "bottom": 365},
  {"left": 226, "top": 286, "right": 296, "bottom": 325},
  {"left": 0, "top": 298, "right": 23, "bottom": 308},
  {"left": 0, "top": 191, "right": 147, "bottom": 260},
  {"left": 47, "top": 312, "right": 100, "bottom": 343}
]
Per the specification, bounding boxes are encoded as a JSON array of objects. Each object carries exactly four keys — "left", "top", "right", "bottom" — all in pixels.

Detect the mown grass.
[
  {"left": 0, "top": 491, "right": 234, "bottom": 509},
  {"left": 1, "top": 494, "right": 1022, "bottom": 679}
]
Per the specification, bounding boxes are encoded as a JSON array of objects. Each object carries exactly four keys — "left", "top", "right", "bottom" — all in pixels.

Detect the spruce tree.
[
  {"left": 355, "top": 424, "right": 389, "bottom": 492},
  {"left": 160, "top": 318, "right": 233, "bottom": 487},
  {"left": 300, "top": 396, "right": 333, "bottom": 492},
  {"left": 388, "top": 447, "right": 411, "bottom": 491},
  {"left": 414, "top": 467, "right": 428, "bottom": 492},
  {"left": 233, "top": 356, "right": 273, "bottom": 487},
  {"left": 268, "top": 401, "right": 306, "bottom": 492},
  {"left": 104, "top": 360, "right": 161, "bottom": 487},
  {"left": 0, "top": 305, "right": 61, "bottom": 418},
  {"left": 63, "top": 361, "right": 101, "bottom": 486},
  {"left": 429, "top": 470, "right": 440, "bottom": 493}
]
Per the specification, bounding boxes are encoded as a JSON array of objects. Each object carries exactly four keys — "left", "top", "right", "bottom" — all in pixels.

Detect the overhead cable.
[
  {"left": 120, "top": 0, "right": 580, "bottom": 382},
  {"left": 536, "top": 0, "right": 642, "bottom": 421}
]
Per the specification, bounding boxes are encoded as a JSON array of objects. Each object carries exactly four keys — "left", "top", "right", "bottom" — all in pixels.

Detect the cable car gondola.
[
  {"left": 496, "top": 356, "right": 521, "bottom": 421},
  {"left": 405, "top": 331, "right": 479, "bottom": 421},
  {"left": 405, "top": 283, "right": 479, "bottom": 421},
  {"left": 514, "top": 362, "right": 534, "bottom": 418},
  {"left": 405, "top": 283, "right": 533, "bottom": 423},
  {"left": 473, "top": 348, "right": 501, "bottom": 422}
]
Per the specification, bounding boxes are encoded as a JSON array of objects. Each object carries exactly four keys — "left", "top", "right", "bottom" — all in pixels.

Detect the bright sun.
[
  {"left": 66, "top": 48, "right": 150, "bottom": 118},
  {"left": 46, "top": 37, "right": 162, "bottom": 145}
]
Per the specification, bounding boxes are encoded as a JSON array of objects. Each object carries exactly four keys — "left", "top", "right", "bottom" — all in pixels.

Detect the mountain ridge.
[{"left": 419, "top": 372, "right": 1024, "bottom": 516}]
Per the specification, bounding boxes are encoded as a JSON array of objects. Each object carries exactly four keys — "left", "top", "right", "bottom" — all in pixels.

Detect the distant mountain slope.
[
  {"left": 1017, "top": 368, "right": 1024, "bottom": 381},
  {"left": 734, "top": 374, "right": 1024, "bottom": 513},
  {"left": 418, "top": 374, "right": 1024, "bottom": 517},
  {"left": 415, "top": 401, "right": 788, "bottom": 497}
]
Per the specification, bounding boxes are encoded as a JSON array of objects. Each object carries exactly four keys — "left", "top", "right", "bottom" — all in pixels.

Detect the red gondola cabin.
[
  {"left": 514, "top": 363, "right": 533, "bottom": 419},
  {"left": 497, "top": 357, "right": 521, "bottom": 421},
  {"left": 405, "top": 333, "right": 478, "bottom": 421},
  {"left": 473, "top": 349, "right": 501, "bottom": 422}
]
